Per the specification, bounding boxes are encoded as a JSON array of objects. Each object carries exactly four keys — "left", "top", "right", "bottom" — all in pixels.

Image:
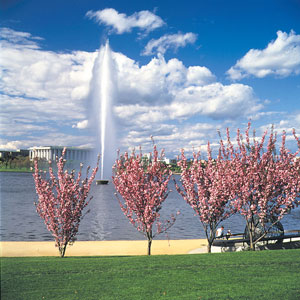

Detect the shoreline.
[
  {"left": 0, "top": 169, "right": 33, "bottom": 173},
  {"left": 0, "top": 239, "right": 208, "bottom": 257}
]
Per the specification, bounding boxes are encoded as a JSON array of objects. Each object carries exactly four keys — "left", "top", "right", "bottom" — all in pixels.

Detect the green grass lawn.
[{"left": 1, "top": 249, "right": 300, "bottom": 300}]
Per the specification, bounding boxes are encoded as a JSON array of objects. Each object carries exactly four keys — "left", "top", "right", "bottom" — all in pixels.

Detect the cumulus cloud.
[
  {"left": 0, "top": 28, "right": 96, "bottom": 113},
  {"left": 86, "top": 8, "right": 164, "bottom": 34},
  {"left": 248, "top": 111, "right": 284, "bottom": 121},
  {"left": 113, "top": 52, "right": 216, "bottom": 105},
  {"left": 0, "top": 28, "right": 98, "bottom": 149},
  {"left": 170, "top": 83, "right": 262, "bottom": 120},
  {"left": 72, "top": 120, "right": 89, "bottom": 129},
  {"left": 114, "top": 82, "right": 261, "bottom": 127},
  {"left": 112, "top": 53, "right": 260, "bottom": 124},
  {"left": 142, "top": 32, "right": 197, "bottom": 55},
  {"left": 254, "top": 114, "right": 300, "bottom": 151},
  {"left": 0, "top": 27, "right": 43, "bottom": 49},
  {"left": 0, "top": 140, "right": 24, "bottom": 151},
  {"left": 119, "top": 121, "right": 224, "bottom": 157},
  {"left": 271, "top": 114, "right": 300, "bottom": 133},
  {"left": 227, "top": 30, "right": 300, "bottom": 80},
  {"left": 0, "top": 38, "right": 96, "bottom": 101},
  {"left": 1, "top": 27, "right": 265, "bottom": 155}
]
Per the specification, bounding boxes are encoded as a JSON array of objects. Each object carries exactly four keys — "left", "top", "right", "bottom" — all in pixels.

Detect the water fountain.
[{"left": 89, "top": 41, "right": 117, "bottom": 184}]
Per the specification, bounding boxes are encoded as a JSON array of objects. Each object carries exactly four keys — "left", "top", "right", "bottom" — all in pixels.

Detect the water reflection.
[{"left": 0, "top": 172, "right": 299, "bottom": 241}]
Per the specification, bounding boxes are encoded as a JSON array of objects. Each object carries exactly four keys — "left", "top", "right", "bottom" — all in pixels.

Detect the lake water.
[{"left": 0, "top": 172, "right": 299, "bottom": 241}]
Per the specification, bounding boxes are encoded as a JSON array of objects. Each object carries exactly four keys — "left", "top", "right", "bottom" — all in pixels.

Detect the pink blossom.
[
  {"left": 113, "top": 144, "right": 179, "bottom": 255},
  {"left": 225, "top": 123, "right": 300, "bottom": 250},
  {"left": 33, "top": 148, "right": 99, "bottom": 257},
  {"left": 175, "top": 145, "right": 236, "bottom": 253}
]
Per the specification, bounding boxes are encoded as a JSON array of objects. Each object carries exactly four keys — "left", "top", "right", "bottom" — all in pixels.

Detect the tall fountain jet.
[{"left": 89, "top": 41, "right": 117, "bottom": 183}]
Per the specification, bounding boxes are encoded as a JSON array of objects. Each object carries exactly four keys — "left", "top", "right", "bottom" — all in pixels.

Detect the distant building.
[
  {"left": 0, "top": 149, "right": 29, "bottom": 160},
  {"left": 143, "top": 153, "right": 151, "bottom": 160},
  {"left": 162, "top": 158, "right": 177, "bottom": 165},
  {"left": 28, "top": 146, "right": 93, "bottom": 161},
  {"left": 142, "top": 153, "right": 177, "bottom": 165}
]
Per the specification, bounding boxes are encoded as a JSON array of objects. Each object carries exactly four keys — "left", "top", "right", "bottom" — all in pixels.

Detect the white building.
[
  {"left": 162, "top": 158, "right": 177, "bottom": 165},
  {"left": 29, "top": 146, "right": 93, "bottom": 162},
  {"left": 142, "top": 153, "right": 177, "bottom": 165}
]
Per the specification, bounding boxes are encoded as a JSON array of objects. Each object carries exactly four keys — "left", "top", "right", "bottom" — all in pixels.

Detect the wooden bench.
[{"left": 212, "top": 230, "right": 300, "bottom": 247}]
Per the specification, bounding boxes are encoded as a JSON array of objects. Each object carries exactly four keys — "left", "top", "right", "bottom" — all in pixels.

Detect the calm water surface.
[{"left": 0, "top": 172, "right": 299, "bottom": 241}]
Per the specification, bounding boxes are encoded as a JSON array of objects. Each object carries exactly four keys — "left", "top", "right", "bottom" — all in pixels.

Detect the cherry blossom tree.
[
  {"left": 175, "top": 143, "right": 236, "bottom": 253},
  {"left": 224, "top": 123, "right": 300, "bottom": 250},
  {"left": 113, "top": 144, "right": 179, "bottom": 255},
  {"left": 33, "top": 148, "right": 99, "bottom": 257}
]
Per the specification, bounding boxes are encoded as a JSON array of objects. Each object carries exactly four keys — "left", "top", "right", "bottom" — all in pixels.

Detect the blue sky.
[{"left": 1, "top": 0, "right": 300, "bottom": 157}]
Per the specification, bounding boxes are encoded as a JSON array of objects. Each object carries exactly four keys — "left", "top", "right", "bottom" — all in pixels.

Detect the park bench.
[{"left": 212, "top": 229, "right": 300, "bottom": 247}]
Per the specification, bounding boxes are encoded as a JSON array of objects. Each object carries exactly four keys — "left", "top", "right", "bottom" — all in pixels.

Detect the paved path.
[{"left": 0, "top": 239, "right": 208, "bottom": 257}]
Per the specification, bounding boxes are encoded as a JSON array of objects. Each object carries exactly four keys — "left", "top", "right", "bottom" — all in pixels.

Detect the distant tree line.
[{"left": 0, "top": 155, "right": 32, "bottom": 171}]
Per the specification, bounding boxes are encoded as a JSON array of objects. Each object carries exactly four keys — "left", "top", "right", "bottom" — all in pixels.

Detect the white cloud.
[
  {"left": 170, "top": 83, "right": 262, "bottom": 120},
  {"left": 248, "top": 111, "right": 283, "bottom": 121},
  {"left": 119, "top": 121, "right": 223, "bottom": 157},
  {"left": 0, "top": 140, "right": 24, "bottom": 151},
  {"left": 113, "top": 52, "right": 215, "bottom": 105},
  {"left": 0, "top": 27, "right": 43, "bottom": 49},
  {"left": 254, "top": 114, "right": 300, "bottom": 151},
  {"left": 271, "top": 114, "right": 300, "bottom": 133},
  {"left": 0, "top": 27, "right": 265, "bottom": 156},
  {"left": 86, "top": 8, "right": 164, "bottom": 34},
  {"left": 142, "top": 32, "right": 197, "bottom": 55},
  {"left": 186, "top": 66, "right": 215, "bottom": 86},
  {"left": 0, "top": 43, "right": 95, "bottom": 101},
  {"left": 0, "top": 28, "right": 98, "bottom": 149},
  {"left": 114, "top": 82, "right": 261, "bottom": 126},
  {"left": 0, "top": 28, "right": 96, "bottom": 122},
  {"left": 0, "top": 131, "right": 94, "bottom": 151},
  {"left": 227, "top": 30, "right": 300, "bottom": 80},
  {"left": 72, "top": 120, "right": 89, "bottom": 129}
]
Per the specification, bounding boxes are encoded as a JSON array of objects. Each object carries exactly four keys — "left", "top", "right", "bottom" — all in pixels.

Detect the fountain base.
[{"left": 96, "top": 180, "right": 109, "bottom": 185}]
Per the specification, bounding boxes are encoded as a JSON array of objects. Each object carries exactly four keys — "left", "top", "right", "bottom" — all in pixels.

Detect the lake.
[{"left": 0, "top": 172, "right": 299, "bottom": 241}]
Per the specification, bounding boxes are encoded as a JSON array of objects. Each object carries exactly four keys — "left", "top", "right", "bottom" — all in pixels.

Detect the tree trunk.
[
  {"left": 59, "top": 243, "right": 67, "bottom": 258},
  {"left": 148, "top": 239, "right": 152, "bottom": 256},
  {"left": 146, "top": 231, "right": 153, "bottom": 256},
  {"left": 246, "top": 220, "right": 255, "bottom": 251},
  {"left": 204, "top": 223, "right": 215, "bottom": 253},
  {"left": 207, "top": 243, "right": 212, "bottom": 253}
]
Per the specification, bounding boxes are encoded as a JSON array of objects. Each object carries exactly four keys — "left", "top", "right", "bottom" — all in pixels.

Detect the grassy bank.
[
  {"left": 1, "top": 249, "right": 300, "bottom": 300},
  {"left": 0, "top": 168, "right": 32, "bottom": 173}
]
